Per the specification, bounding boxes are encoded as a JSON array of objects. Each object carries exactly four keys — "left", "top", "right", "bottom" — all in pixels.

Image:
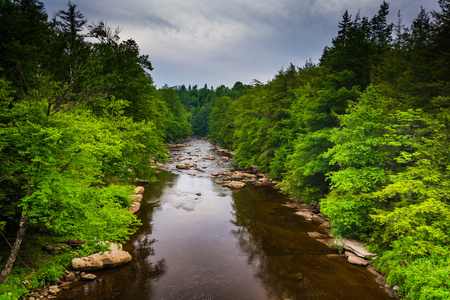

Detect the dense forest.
[
  {"left": 178, "top": 1, "right": 450, "bottom": 299},
  {"left": 0, "top": 1, "right": 191, "bottom": 298},
  {"left": 1, "top": 0, "right": 450, "bottom": 299}
]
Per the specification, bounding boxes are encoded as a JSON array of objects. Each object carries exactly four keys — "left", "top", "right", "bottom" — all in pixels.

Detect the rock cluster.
[
  {"left": 166, "top": 143, "right": 190, "bottom": 148},
  {"left": 25, "top": 270, "right": 97, "bottom": 300},
  {"left": 214, "top": 146, "right": 235, "bottom": 157},
  {"left": 128, "top": 185, "right": 145, "bottom": 214},
  {"left": 287, "top": 198, "right": 398, "bottom": 298},
  {"left": 212, "top": 170, "right": 279, "bottom": 190}
]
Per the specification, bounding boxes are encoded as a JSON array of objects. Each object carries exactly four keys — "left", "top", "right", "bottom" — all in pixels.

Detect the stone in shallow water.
[
  {"left": 345, "top": 251, "right": 369, "bottom": 266},
  {"left": 307, "top": 231, "right": 330, "bottom": 239},
  {"left": 283, "top": 272, "right": 303, "bottom": 280},
  {"left": 224, "top": 181, "right": 246, "bottom": 189},
  {"left": 82, "top": 273, "right": 97, "bottom": 280}
]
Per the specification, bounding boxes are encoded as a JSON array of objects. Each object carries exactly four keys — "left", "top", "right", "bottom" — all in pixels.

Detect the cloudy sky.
[{"left": 41, "top": 0, "right": 440, "bottom": 88}]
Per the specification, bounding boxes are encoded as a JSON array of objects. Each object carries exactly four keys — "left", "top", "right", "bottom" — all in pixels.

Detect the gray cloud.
[{"left": 42, "top": 0, "right": 441, "bottom": 88}]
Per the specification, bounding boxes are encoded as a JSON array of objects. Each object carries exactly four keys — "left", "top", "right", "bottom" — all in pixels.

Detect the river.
[{"left": 56, "top": 138, "right": 392, "bottom": 300}]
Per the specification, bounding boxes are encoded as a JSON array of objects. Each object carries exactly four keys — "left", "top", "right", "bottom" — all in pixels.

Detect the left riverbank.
[{"left": 14, "top": 185, "right": 147, "bottom": 300}]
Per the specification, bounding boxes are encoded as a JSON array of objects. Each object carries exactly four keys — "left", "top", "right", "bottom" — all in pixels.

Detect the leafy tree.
[
  {"left": 0, "top": 0, "right": 50, "bottom": 92},
  {"left": 208, "top": 96, "right": 235, "bottom": 148},
  {"left": 158, "top": 87, "right": 192, "bottom": 141},
  {"left": 0, "top": 82, "right": 141, "bottom": 283}
]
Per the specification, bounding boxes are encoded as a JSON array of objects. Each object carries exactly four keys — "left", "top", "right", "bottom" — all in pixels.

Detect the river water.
[{"left": 56, "top": 138, "right": 392, "bottom": 300}]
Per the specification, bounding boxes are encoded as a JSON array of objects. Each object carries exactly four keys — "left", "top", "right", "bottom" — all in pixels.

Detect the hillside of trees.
[
  {"left": 1, "top": 0, "right": 450, "bottom": 299},
  {"left": 0, "top": 1, "right": 191, "bottom": 297},
  {"left": 174, "top": 1, "right": 450, "bottom": 299}
]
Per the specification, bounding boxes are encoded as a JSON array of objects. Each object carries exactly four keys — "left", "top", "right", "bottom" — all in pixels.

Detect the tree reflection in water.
[{"left": 230, "top": 184, "right": 391, "bottom": 300}]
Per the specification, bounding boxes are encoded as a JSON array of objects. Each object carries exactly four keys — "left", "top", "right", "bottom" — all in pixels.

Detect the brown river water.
[{"left": 56, "top": 138, "right": 392, "bottom": 300}]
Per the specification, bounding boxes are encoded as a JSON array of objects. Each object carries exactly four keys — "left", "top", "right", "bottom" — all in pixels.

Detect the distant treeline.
[{"left": 172, "top": 1, "right": 450, "bottom": 299}]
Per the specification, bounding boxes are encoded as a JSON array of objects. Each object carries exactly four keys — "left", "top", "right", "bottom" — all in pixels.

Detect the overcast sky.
[{"left": 41, "top": 0, "right": 440, "bottom": 88}]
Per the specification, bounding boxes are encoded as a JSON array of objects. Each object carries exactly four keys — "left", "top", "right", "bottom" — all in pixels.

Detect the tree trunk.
[{"left": 0, "top": 213, "right": 29, "bottom": 284}]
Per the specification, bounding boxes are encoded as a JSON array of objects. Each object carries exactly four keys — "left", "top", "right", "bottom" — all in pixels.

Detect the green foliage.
[
  {"left": 0, "top": 92, "right": 143, "bottom": 243},
  {"left": 0, "top": 0, "right": 190, "bottom": 288},
  {"left": 281, "top": 71, "right": 359, "bottom": 202},
  {"left": 208, "top": 96, "right": 235, "bottom": 149},
  {"left": 381, "top": 254, "right": 450, "bottom": 299},
  {"left": 158, "top": 87, "right": 192, "bottom": 141},
  {"left": 0, "top": 249, "right": 75, "bottom": 300}
]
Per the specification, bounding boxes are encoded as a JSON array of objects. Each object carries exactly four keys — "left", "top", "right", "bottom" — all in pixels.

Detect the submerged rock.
[{"left": 283, "top": 272, "right": 303, "bottom": 281}]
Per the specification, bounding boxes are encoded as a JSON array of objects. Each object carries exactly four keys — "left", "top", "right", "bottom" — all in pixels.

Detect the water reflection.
[{"left": 230, "top": 184, "right": 391, "bottom": 300}]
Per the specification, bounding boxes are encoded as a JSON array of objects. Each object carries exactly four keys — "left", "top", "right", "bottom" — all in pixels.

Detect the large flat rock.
[
  {"left": 72, "top": 245, "right": 132, "bottom": 271},
  {"left": 345, "top": 251, "right": 369, "bottom": 266},
  {"left": 334, "top": 238, "right": 376, "bottom": 258}
]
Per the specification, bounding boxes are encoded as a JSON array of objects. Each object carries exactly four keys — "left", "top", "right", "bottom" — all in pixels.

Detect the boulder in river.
[
  {"left": 81, "top": 273, "right": 97, "bottom": 280},
  {"left": 202, "top": 155, "right": 216, "bottom": 160},
  {"left": 134, "top": 186, "right": 145, "bottom": 194},
  {"left": 128, "top": 202, "right": 141, "bottom": 213},
  {"left": 185, "top": 161, "right": 197, "bottom": 168},
  {"left": 72, "top": 244, "right": 132, "bottom": 272},
  {"left": 345, "top": 251, "right": 369, "bottom": 266},
  {"left": 224, "top": 181, "right": 246, "bottom": 189},
  {"left": 129, "top": 194, "right": 143, "bottom": 202}
]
